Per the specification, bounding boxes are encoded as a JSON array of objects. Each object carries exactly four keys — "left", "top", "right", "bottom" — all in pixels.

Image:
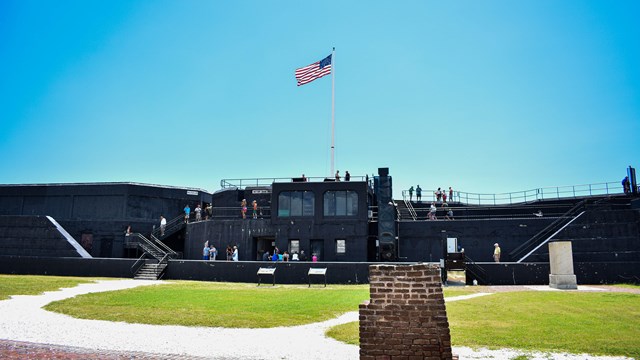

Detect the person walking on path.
[{"left": 493, "top": 243, "right": 501, "bottom": 263}]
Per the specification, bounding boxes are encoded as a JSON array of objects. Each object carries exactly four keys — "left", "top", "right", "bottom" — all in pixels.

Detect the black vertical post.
[
  {"left": 629, "top": 166, "right": 638, "bottom": 195},
  {"left": 441, "top": 230, "right": 447, "bottom": 284}
]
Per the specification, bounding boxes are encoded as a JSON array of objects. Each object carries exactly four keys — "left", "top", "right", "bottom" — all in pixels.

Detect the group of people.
[
  {"left": 182, "top": 204, "right": 212, "bottom": 224},
  {"left": 408, "top": 186, "right": 455, "bottom": 203},
  {"left": 262, "top": 248, "right": 318, "bottom": 262},
  {"left": 240, "top": 199, "right": 259, "bottom": 219},
  {"left": 427, "top": 202, "right": 454, "bottom": 220},
  {"left": 203, "top": 243, "right": 238, "bottom": 261},
  {"left": 334, "top": 170, "right": 351, "bottom": 181}
]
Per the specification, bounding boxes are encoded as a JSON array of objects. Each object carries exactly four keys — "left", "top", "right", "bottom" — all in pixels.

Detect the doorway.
[
  {"left": 254, "top": 237, "right": 275, "bottom": 261},
  {"left": 310, "top": 239, "right": 324, "bottom": 261}
]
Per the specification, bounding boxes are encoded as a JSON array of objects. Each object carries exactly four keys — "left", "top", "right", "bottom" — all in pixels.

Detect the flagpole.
[{"left": 330, "top": 47, "right": 336, "bottom": 178}]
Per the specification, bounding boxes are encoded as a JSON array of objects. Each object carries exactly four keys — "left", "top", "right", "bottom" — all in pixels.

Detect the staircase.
[
  {"left": 151, "top": 214, "right": 187, "bottom": 240},
  {"left": 128, "top": 233, "right": 175, "bottom": 280},
  {"left": 509, "top": 199, "right": 587, "bottom": 262},
  {"left": 134, "top": 262, "right": 168, "bottom": 280}
]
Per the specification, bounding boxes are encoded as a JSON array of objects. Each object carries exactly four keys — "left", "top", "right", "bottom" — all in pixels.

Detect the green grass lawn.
[
  {"left": 326, "top": 290, "right": 640, "bottom": 359},
  {"left": 0, "top": 275, "right": 94, "bottom": 300},
  {"left": 6, "top": 275, "right": 639, "bottom": 358},
  {"left": 44, "top": 281, "right": 370, "bottom": 328}
]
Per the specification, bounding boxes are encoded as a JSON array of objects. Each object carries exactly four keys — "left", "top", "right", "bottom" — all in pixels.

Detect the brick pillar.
[{"left": 359, "top": 264, "right": 456, "bottom": 360}]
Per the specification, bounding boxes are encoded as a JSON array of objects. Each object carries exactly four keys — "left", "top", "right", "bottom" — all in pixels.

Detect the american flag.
[{"left": 295, "top": 54, "right": 332, "bottom": 86}]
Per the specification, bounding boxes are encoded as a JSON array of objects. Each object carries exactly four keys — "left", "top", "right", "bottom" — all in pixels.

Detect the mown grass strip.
[
  {"left": 0, "top": 275, "right": 94, "bottom": 300},
  {"left": 326, "top": 290, "right": 640, "bottom": 359},
  {"left": 44, "top": 281, "right": 370, "bottom": 328}
]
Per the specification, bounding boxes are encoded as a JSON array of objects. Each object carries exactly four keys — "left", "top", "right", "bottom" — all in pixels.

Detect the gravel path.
[{"left": 0, "top": 280, "right": 634, "bottom": 360}]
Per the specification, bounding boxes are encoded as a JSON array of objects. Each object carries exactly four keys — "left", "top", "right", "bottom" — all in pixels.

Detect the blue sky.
[{"left": 1, "top": 0, "right": 638, "bottom": 197}]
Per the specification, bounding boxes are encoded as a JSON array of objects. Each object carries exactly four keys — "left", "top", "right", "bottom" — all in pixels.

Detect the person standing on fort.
[
  {"left": 416, "top": 185, "right": 422, "bottom": 203},
  {"left": 209, "top": 245, "right": 217, "bottom": 261},
  {"left": 159, "top": 215, "right": 166, "bottom": 236},
  {"left": 622, "top": 176, "right": 630, "bottom": 194},
  {"left": 429, "top": 202, "right": 437, "bottom": 220},
  {"left": 205, "top": 203, "right": 212, "bottom": 220},
  {"left": 226, "top": 245, "right": 233, "bottom": 261},
  {"left": 449, "top": 187, "right": 454, "bottom": 202},
  {"left": 408, "top": 186, "right": 414, "bottom": 202},
  {"left": 443, "top": 202, "right": 452, "bottom": 220},
  {"left": 202, "top": 243, "right": 210, "bottom": 260},
  {"left": 345, "top": 171, "right": 351, "bottom": 181},
  {"left": 335, "top": 170, "right": 341, "bottom": 181},
  {"left": 435, "top": 188, "right": 442, "bottom": 202},
  {"left": 252, "top": 200, "right": 258, "bottom": 219},
  {"left": 183, "top": 205, "right": 191, "bottom": 223},
  {"left": 232, "top": 246, "right": 238, "bottom": 261},
  {"left": 241, "top": 199, "right": 247, "bottom": 219},
  {"left": 493, "top": 243, "right": 501, "bottom": 263},
  {"left": 195, "top": 204, "right": 202, "bottom": 222}
]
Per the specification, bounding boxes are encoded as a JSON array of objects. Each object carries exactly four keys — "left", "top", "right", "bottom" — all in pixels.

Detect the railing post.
[
  {"left": 493, "top": 194, "right": 496, "bottom": 206},
  {"left": 589, "top": 184, "right": 592, "bottom": 196},
  {"left": 573, "top": 186, "right": 576, "bottom": 198}
]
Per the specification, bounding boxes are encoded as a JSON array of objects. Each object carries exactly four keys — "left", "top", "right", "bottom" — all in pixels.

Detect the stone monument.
[{"left": 548, "top": 241, "right": 578, "bottom": 289}]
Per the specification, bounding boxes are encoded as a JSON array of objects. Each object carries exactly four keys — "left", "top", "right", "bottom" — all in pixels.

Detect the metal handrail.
[
  {"left": 220, "top": 175, "right": 368, "bottom": 189},
  {"left": 402, "top": 181, "right": 623, "bottom": 205},
  {"left": 151, "top": 214, "right": 185, "bottom": 239},
  {"left": 130, "top": 253, "right": 146, "bottom": 274},
  {"left": 130, "top": 233, "right": 166, "bottom": 261},
  {"left": 150, "top": 234, "right": 178, "bottom": 258},
  {"left": 509, "top": 199, "right": 587, "bottom": 261},
  {"left": 403, "top": 198, "right": 418, "bottom": 220}
]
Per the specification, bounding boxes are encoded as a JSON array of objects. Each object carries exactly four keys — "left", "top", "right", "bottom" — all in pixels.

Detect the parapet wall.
[{"left": 360, "top": 264, "right": 455, "bottom": 360}]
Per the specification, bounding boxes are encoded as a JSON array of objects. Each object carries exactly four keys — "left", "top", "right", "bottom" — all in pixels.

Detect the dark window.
[
  {"left": 323, "top": 191, "right": 358, "bottom": 216},
  {"left": 278, "top": 191, "right": 314, "bottom": 217}
]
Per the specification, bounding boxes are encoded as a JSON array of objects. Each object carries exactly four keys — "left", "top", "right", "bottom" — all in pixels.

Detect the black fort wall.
[{"left": 0, "top": 183, "right": 211, "bottom": 258}]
